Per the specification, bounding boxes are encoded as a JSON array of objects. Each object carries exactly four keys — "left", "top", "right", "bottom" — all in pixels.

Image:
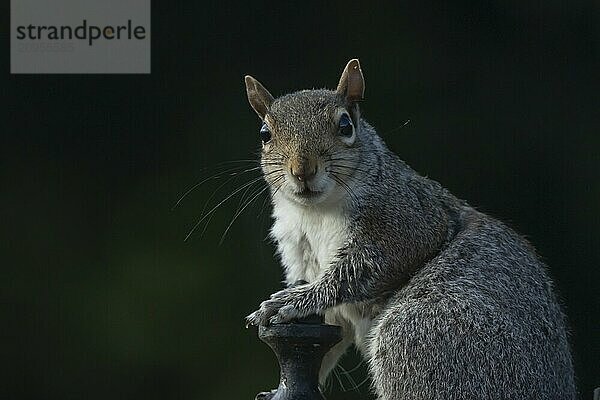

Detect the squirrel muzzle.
[{"left": 289, "top": 157, "right": 317, "bottom": 183}]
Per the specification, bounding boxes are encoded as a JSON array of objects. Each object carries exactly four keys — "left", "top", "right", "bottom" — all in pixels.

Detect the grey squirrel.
[{"left": 244, "top": 59, "right": 576, "bottom": 399}]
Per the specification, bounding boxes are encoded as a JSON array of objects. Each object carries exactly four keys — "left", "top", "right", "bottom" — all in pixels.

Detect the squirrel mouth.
[{"left": 295, "top": 188, "right": 321, "bottom": 198}]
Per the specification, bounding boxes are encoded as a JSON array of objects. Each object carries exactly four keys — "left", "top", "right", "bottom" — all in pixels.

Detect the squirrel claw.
[
  {"left": 245, "top": 311, "right": 261, "bottom": 327},
  {"left": 255, "top": 389, "right": 277, "bottom": 400}
]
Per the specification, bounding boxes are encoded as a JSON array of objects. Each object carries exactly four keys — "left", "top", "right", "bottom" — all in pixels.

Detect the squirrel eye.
[
  {"left": 260, "top": 123, "right": 271, "bottom": 143},
  {"left": 338, "top": 113, "right": 354, "bottom": 137}
]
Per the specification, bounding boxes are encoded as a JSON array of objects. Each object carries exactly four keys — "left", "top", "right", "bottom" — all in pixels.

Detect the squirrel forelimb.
[{"left": 246, "top": 241, "right": 397, "bottom": 326}]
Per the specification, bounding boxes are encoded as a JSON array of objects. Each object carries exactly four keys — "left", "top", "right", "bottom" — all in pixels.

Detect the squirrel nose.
[{"left": 291, "top": 163, "right": 317, "bottom": 182}]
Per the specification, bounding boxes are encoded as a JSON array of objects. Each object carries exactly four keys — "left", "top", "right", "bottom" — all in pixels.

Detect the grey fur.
[{"left": 245, "top": 60, "right": 576, "bottom": 399}]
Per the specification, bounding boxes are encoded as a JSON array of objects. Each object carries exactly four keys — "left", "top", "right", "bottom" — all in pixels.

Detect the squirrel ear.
[
  {"left": 245, "top": 75, "right": 274, "bottom": 120},
  {"left": 336, "top": 59, "right": 365, "bottom": 102}
]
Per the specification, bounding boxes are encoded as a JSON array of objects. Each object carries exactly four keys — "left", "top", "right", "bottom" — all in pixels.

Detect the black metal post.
[{"left": 255, "top": 314, "right": 342, "bottom": 400}]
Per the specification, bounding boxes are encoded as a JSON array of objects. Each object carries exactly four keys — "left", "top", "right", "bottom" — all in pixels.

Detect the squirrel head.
[{"left": 244, "top": 59, "right": 366, "bottom": 206}]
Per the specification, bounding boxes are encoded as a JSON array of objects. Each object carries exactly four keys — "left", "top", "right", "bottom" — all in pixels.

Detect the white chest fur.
[
  {"left": 271, "top": 196, "right": 348, "bottom": 283},
  {"left": 270, "top": 195, "right": 374, "bottom": 349}
]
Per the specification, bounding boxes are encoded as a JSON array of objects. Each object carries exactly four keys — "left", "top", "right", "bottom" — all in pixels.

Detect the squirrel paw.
[
  {"left": 246, "top": 287, "right": 306, "bottom": 326},
  {"left": 245, "top": 301, "right": 280, "bottom": 326},
  {"left": 269, "top": 304, "right": 300, "bottom": 324},
  {"left": 245, "top": 309, "right": 264, "bottom": 327}
]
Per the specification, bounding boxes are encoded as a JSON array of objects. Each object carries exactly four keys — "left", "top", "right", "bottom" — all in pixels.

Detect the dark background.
[{"left": 3, "top": 1, "right": 598, "bottom": 399}]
